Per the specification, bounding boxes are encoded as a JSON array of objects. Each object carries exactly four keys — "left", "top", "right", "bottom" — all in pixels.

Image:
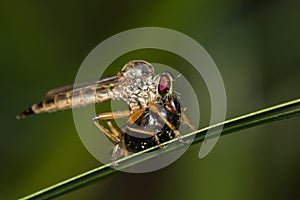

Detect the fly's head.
[
  {"left": 157, "top": 71, "right": 182, "bottom": 115},
  {"left": 157, "top": 72, "right": 174, "bottom": 100}
]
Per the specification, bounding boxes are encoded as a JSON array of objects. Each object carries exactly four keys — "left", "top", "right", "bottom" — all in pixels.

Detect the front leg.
[{"left": 93, "top": 110, "right": 131, "bottom": 142}]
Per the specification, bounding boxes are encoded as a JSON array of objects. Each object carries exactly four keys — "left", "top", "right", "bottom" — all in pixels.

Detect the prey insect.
[{"left": 17, "top": 60, "right": 195, "bottom": 164}]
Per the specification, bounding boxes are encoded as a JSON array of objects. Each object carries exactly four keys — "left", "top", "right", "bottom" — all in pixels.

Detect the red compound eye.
[
  {"left": 159, "top": 75, "right": 168, "bottom": 92},
  {"left": 158, "top": 72, "right": 173, "bottom": 97}
]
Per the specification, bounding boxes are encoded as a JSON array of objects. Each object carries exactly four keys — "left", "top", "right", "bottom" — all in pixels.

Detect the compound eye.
[
  {"left": 158, "top": 72, "right": 173, "bottom": 97},
  {"left": 159, "top": 75, "right": 168, "bottom": 91}
]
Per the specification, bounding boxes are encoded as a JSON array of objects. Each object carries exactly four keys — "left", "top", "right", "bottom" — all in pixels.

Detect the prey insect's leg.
[
  {"left": 181, "top": 107, "right": 196, "bottom": 131},
  {"left": 148, "top": 104, "right": 187, "bottom": 144}
]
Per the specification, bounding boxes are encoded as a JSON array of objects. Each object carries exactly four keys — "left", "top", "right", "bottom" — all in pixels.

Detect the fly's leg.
[
  {"left": 93, "top": 110, "right": 131, "bottom": 141},
  {"left": 181, "top": 107, "right": 196, "bottom": 131},
  {"left": 126, "top": 126, "right": 164, "bottom": 149},
  {"left": 148, "top": 104, "right": 187, "bottom": 144},
  {"left": 107, "top": 121, "right": 121, "bottom": 139},
  {"left": 93, "top": 110, "right": 131, "bottom": 165},
  {"left": 92, "top": 117, "right": 120, "bottom": 143},
  {"left": 94, "top": 110, "right": 131, "bottom": 121},
  {"left": 106, "top": 120, "right": 129, "bottom": 162},
  {"left": 111, "top": 143, "right": 121, "bottom": 166},
  {"left": 126, "top": 108, "right": 164, "bottom": 148}
]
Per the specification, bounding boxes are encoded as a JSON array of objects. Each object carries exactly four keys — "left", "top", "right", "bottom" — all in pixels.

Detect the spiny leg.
[
  {"left": 92, "top": 118, "right": 120, "bottom": 143},
  {"left": 126, "top": 126, "right": 164, "bottom": 149},
  {"left": 107, "top": 121, "right": 121, "bottom": 138},
  {"left": 148, "top": 103, "right": 187, "bottom": 144},
  {"left": 93, "top": 110, "right": 131, "bottom": 164},
  {"left": 126, "top": 108, "right": 165, "bottom": 148},
  {"left": 119, "top": 133, "right": 129, "bottom": 157},
  {"left": 106, "top": 120, "right": 129, "bottom": 160},
  {"left": 94, "top": 110, "right": 131, "bottom": 121},
  {"left": 93, "top": 110, "right": 131, "bottom": 140},
  {"left": 111, "top": 143, "right": 121, "bottom": 166},
  {"left": 127, "top": 108, "right": 145, "bottom": 125},
  {"left": 181, "top": 107, "right": 196, "bottom": 131}
]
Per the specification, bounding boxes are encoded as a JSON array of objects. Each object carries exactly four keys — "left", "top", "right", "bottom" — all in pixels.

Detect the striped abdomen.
[{"left": 16, "top": 84, "right": 117, "bottom": 119}]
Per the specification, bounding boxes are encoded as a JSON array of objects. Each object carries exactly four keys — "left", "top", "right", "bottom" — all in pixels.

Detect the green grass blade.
[{"left": 20, "top": 98, "right": 300, "bottom": 200}]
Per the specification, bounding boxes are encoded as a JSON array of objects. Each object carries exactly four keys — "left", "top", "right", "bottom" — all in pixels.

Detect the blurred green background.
[{"left": 1, "top": 0, "right": 300, "bottom": 199}]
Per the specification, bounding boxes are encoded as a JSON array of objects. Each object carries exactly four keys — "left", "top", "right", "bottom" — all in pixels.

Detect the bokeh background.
[{"left": 1, "top": 0, "right": 300, "bottom": 199}]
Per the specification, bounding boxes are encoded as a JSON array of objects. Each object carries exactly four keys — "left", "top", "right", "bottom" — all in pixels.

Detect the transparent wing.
[{"left": 45, "top": 75, "right": 118, "bottom": 97}]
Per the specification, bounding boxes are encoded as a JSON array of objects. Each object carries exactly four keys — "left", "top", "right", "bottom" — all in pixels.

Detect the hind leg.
[{"left": 93, "top": 111, "right": 131, "bottom": 165}]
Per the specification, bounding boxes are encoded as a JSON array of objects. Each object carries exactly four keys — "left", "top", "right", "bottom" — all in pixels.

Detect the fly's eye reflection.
[{"left": 17, "top": 60, "right": 196, "bottom": 165}]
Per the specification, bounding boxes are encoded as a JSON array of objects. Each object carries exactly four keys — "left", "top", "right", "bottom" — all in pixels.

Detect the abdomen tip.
[{"left": 16, "top": 108, "right": 35, "bottom": 119}]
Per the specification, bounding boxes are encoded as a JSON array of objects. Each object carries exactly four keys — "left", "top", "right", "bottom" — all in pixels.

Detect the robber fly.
[{"left": 17, "top": 60, "right": 195, "bottom": 163}]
